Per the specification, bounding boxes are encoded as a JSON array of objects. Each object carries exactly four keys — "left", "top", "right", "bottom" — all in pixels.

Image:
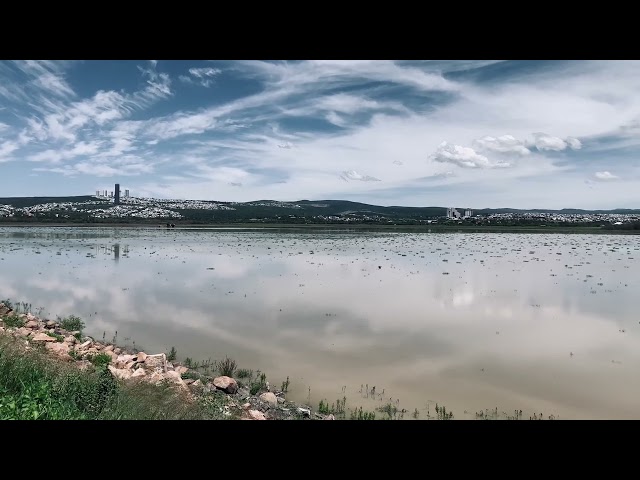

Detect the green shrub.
[
  {"left": 215, "top": 356, "right": 237, "bottom": 377},
  {"left": 59, "top": 315, "right": 85, "bottom": 333},
  {"left": 46, "top": 332, "right": 64, "bottom": 342},
  {"left": 87, "top": 353, "right": 111, "bottom": 369},
  {"left": 167, "top": 346, "right": 177, "bottom": 362},
  {"left": 3, "top": 315, "right": 24, "bottom": 328}
]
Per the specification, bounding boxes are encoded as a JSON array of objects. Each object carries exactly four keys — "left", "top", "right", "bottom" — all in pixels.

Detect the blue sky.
[{"left": 0, "top": 60, "right": 639, "bottom": 209}]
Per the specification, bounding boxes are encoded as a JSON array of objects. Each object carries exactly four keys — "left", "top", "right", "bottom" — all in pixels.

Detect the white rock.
[
  {"left": 25, "top": 320, "right": 39, "bottom": 329},
  {"left": 297, "top": 407, "right": 311, "bottom": 417},
  {"left": 32, "top": 332, "right": 57, "bottom": 342},
  {"left": 131, "top": 368, "right": 147, "bottom": 378},
  {"left": 259, "top": 392, "right": 278, "bottom": 407},
  {"left": 213, "top": 376, "right": 238, "bottom": 394},
  {"left": 108, "top": 365, "right": 132, "bottom": 380},
  {"left": 248, "top": 410, "right": 266, "bottom": 420},
  {"left": 136, "top": 351, "right": 147, "bottom": 362}
]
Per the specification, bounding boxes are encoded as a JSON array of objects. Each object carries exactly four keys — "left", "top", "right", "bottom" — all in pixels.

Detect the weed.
[
  {"left": 0, "top": 299, "right": 13, "bottom": 310},
  {"left": 184, "top": 357, "right": 193, "bottom": 368},
  {"left": 377, "top": 402, "right": 399, "bottom": 420},
  {"left": 215, "top": 356, "right": 237, "bottom": 377},
  {"left": 435, "top": 403, "right": 454, "bottom": 420},
  {"left": 3, "top": 315, "right": 24, "bottom": 328},
  {"left": 46, "top": 332, "right": 64, "bottom": 343},
  {"left": 350, "top": 407, "right": 376, "bottom": 420},
  {"left": 60, "top": 315, "right": 85, "bottom": 333},
  {"left": 73, "top": 332, "right": 82, "bottom": 341},
  {"left": 318, "top": 399, "right": 330, "bottom": 415},
  {"left": 236, "top": 368, "right": 253, "bottom": 379},
  {"left": 68, "top": 349, "right": 79, "bottom": 361},
  {"left": 167, "top": 346, "right": 177, "bottom": 362},
  {"left": 249, "top": 373, "right": 267, "bottom": 395},
  {"left": 413, "top": 408, "right": 419, "bottom": 419},
  {"left": 281, "top": 376, "right": 290, "bottom": 393}
]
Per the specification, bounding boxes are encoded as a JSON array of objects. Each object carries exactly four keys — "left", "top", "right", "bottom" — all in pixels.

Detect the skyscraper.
[
  {"left": 125, "top": 189, "right": 130, "bottom": 198},
  {"left": 96, "top": 190, "right": 100, "bottom": 197},
  {"left": 115, "top": 183, "right": 120, "bottom": 205}
]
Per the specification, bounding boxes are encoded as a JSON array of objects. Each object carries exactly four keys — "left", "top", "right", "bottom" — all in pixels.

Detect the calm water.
[{"left": 1, "top": 226, "right": 639, "bottom": 419}]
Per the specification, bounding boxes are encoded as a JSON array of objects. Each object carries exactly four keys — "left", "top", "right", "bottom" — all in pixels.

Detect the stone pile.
[{"left": 0, "top": 302, "right": 331, "bottom": 420}]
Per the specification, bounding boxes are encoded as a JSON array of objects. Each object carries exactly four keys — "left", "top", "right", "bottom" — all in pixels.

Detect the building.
[
  {"left": 464, "top": 209, "right": 473, "bottom": 219},
  {"left": 125, "top": 189, "right": 130, "bottom": 198},
  {"left": 446, "top": 207, "right": 461, "bottom": 220},
  {"left": 96, "top": 190, "right": 100, "bottom": 197},
  {"left": 115, "top": 183, "right": 120, "bottom": 205},
  {"left": 103, "top": 190, "right": 107, "bottom": 197}
]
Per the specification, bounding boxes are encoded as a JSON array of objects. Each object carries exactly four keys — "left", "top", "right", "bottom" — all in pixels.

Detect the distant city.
[{"left": 0, "top": 183, "right": 639, "bottom": 226}]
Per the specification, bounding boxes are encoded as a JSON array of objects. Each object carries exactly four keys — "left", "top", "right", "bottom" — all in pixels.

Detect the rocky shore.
[{"left": 0, "top": 302, "right": 332, "bottom": 420}]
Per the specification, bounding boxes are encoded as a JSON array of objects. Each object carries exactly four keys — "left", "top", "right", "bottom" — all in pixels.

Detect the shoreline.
[
  {"left": 0, "top": 222, "right": 636, "bottom": 234},
  {"left": 0, "top": 301, "right": 331, "bottom": 420}
]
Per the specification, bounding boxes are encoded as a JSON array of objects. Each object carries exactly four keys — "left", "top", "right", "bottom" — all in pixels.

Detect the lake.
[{"left": 0, "top": 226, "right": 638, "bottom": 419}]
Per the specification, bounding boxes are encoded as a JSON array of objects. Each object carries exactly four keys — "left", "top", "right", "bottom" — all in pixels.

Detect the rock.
[
  {"left": 297, "top": 407, "right": 311, "bottom": 417},
  {"left": 131, "top": 368, "right": 147, "bottom": 378},
  {"left": 174, "top": 365, "right": 189, "bottom": 375},
  {"left": 103, "top": 345, "right": 114, "bottom": 352},
  {"left": 64, "top": 336, "right": 76, "bottom": 344},
  {"left": 113, "top": 347, "right": 122, "bottom": 355},
  {"left": 183, "top": 378, "right": 195, "bottom": 385},
  {"left": 94, "top": 343, "right": 104, "bottom": 350},
  {"left": 192, "top": 379, "right": 202, "bottom": 387},
  {"left": 277, "top": 397, "right": 285, "bottom": 404},
  {"left": 19, "top": 314, "right": 27, "bottom": 319},
  {"left": 324, "top": 414, "right": 335, "bottom": 420},
  {"left": 46, "top": 342, "right": 71, "bottom": 360},
  {"left": 117, "top": 354, "right": 137, "bottom": 366},
  {"left": 248, "top": 410, "right": 266, "bottom": 420},
  {"left": 136, "top": 351, "right": 147, "bottom": 362},
  {"left": 104, "top": 350, "right": 117, "bottom": 362},
  {"left": 0, "top": 304, "right": 11, "bottom": 315},
  {"left": 166, "top": 362, "right": 174, "bottom": 371},
  {"left": 108, "top": 365, "right": 132, "bottom": 381},
  {"left": 165, "top": 370, "right": 189, "bottom": 391},
  {"left": 78, "top": 340, "right": 92, "bottom": 349},
  {"left": 46, "top": 320, "right": 56, "bottom": 328},
  {"left": 242, "top": 402, "right": 251, "bottom": 410},
  {"left": 17, "top": 327, "right": 32, "bottom": 337},
  {"left": 25, "top": 320, "right": 39, "bottom": 329},
  {"left": 144, "top": 353, "right": 166, "bottom": 373},
  {"left": 213, "top": 376, "right": 238, "bottom": 394},
  {"left": 32, "top": 332, "right": 57, "bottom": 343},
  {"left": 26, "top": 313, "right": 37, "bottom": 322},
  {"left": 259, "top": 392, "right": 278, "bottom": 407},
  {"left": 124, "top": 361, "right": 136, "bottom": 370}
]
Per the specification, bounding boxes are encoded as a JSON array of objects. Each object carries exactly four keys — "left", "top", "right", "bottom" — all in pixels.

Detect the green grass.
[
  {"left": 236, "top": 368, "right": 253, "bottom": 379},
  {"left": 215, "top": 356, "right": 237, "bottom": 377},
  {"left": 0, "top": 334, "right": 228, "bottom": 420},
  {"left": 3, "top": 315, "right": 24, "bottom": 328},
  {"left": 87, "top": 353, "right": 111, "bottom": 369},
  {"left": 46, "top": 332, "right": 64, "bottom": 342},
  {"left": 59, "top": 315, "right": 85, "bottom": 333}
]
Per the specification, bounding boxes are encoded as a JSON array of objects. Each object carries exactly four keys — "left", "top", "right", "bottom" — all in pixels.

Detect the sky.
[{"left": 0, "top": 60, "right": 639, "bottom": 209}]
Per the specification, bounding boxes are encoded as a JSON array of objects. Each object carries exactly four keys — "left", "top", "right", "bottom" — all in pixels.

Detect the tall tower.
[{"left": 115, "top": 183, "right": 120, "bottom": 205}]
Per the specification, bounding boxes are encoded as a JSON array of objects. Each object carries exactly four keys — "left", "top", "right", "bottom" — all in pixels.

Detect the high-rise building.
[
  {"left": 96, "top": 190, "right": 100, "bottom": 197},
  {"left": 115, "top": 183, "right": 120, "bottom": 205},
  {"left": 103, "top": 190, "right": 107, "bottom": 197},
  {"left": 125, "top": 189, "right": 130, "bottom": 198}
]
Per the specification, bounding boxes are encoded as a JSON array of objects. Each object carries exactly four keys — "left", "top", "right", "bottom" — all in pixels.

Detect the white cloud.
[
  {"left": 325, "top": 111, "right": 346, "bottom": 127},
  {"left": 0, "top": 140, "right": 19, "bottom": 160},
  {"left": 565, "top": 136, "right": 582, "bottom": 150},
  {"left": 340, "top": 170, "right": 381, "bottom": 182},
  {"left": 180, "top": 67, "right": 222, "bottom": 87},
  {"left": 277, "top": 141, "right": 293, "bottom": 149},
  {"left": 594, "top": 171, "right": 619, "bottom": 181},
  {"left": 429, "top": 142, "right": 510, "bottom": 169},
  {"left": 527, "top": 133, "right": 568, "bottom": 151},
  {"left": 0, "top": 122, "right": 10, "bottom": 133},
  {"left": 473, "top": 135, "right": 531, "bottom": 156}
]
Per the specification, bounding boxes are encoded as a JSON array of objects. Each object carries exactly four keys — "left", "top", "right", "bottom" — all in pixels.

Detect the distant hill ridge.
[{"left": 1, "top": 196, "right": 639, "bottom": 215}]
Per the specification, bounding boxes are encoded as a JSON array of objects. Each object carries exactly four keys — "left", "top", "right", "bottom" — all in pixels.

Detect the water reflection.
[{"left": 0, "top": 227, "right": 639, "bottom": 419}]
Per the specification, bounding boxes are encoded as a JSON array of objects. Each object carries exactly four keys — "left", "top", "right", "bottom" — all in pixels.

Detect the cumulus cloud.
[
  {"left": 525, "top": 133, "right": 582, "bottom": 152},
  {"left": 473, "top": 135, "right": 531, "bottom": 155},
  {"left": 594, "top": 171, "right": 619, "bottom": 181},
  {"left": 0, "top": 140, "right": 18, "bottom": 160},
  {"left": 180, "top": 67, "right": 221, "bottom": 87},
  {"left": 277, "top": 141, "right": 293, "bottom": 149},
  {"left": 340, "top": 170, "right": 381, "bottom": 182},
  {"left": 429, "top": 142, "right": 510, "bottom": 169}
]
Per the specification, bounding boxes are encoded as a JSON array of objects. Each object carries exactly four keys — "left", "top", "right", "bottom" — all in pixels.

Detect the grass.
[
  {"left": 3, "top": 315, "right": 24, "bottom": 328},
  {"left": 0, "top": 299, "right": 13, "bottom": 310},
  {"left": 350, "top": 407, "right": 376, "bottom": 420},
  {"left": 0, "top": 334, "right": 229, "bottom": 420},
  {"left": 46, "top": 332, "right": 64, "bottom": 343},
  {"left": 250, "top": 372, "right": 267, "bottom": 395},
  {"left": 215, "top": 356, "right": 237, "bottom": 377},
  {"left": 59, "top": 315, "right": 85, "bottom": 333},
  {"left": 236, "top": 368, "right": 253, "bottom": 379},
  {"left": 87, "top": 353, "right": 112, "bottom": 369}
]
